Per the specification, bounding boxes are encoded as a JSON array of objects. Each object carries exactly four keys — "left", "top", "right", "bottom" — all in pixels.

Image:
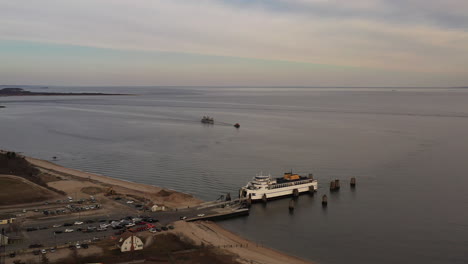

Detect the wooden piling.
[
  {"left": 309, "top": 185, "right": 315, "bottom": 195},
  {"left": 322, "top": 195, "right": 328, "bottom": 206},
  {"left": 334, "top": 179, "right": 340, "bottom": 190},
  {"left": 289, "top": 199, "right": 295, "bottom": 211},
  {"left": 293, "top": 189, "right": 299, "bottom": 198},
  {"left": 262, "top": 194, "right": 267, "bottom": 203},
  {"left": 350, "top": 177, "right": 356, "bottom": 187},
  {"left": 225, "top": 193, "right": 231, "bottom": 201},
  {"left": 308, "top": 173, "right": 314, "bottom": 179},
  {"left": 330, "top": 181, "right": 336, "bottom": 191}
]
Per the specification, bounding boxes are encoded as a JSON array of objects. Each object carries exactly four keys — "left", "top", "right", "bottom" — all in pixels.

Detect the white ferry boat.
[{"left": 239, "top": 172, "right": 317, "bottom": 201}]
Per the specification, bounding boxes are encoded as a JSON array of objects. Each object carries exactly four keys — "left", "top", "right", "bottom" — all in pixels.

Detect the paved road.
[{"left": 4, "top": 205, "right": 221, "bottom": 253}]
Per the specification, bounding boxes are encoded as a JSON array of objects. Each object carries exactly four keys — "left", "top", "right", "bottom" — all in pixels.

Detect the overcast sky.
[{"left": 1, "top": 0, "right": 467, "bottom": 86}]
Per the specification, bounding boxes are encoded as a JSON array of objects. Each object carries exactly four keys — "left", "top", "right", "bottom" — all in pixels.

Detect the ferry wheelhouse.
[{"left": 239, "top": 172, "right": 317, "bottom": 201}]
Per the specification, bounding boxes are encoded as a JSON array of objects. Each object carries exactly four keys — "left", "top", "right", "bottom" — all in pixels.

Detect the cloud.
[{"left": 0, "top": 0, "right": 467, "bottom": 85}]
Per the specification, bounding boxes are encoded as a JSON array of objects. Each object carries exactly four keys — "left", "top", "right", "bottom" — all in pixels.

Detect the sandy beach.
[
  {"left": 26, "top": 156, "right": 202, "bottom": 209},
  {"left": 175, "top": 221, "right": 315, "bottom": 264}
]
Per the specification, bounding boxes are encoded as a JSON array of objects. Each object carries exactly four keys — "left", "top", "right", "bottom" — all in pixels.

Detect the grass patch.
[{"left": 0, "top": 177, "right": 55, "bottom": 205}]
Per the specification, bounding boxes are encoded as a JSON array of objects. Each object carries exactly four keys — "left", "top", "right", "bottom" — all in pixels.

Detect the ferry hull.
[{"left": 240, "top": 181, "right": 317, "bottom": 201}]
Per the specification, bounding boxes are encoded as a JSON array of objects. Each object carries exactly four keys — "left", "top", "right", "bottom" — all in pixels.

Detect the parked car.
[
  {"left": 197, "top": 214, "right": 205, "bottom": 217},
  {"left": 52, "top": 224, "right": 62, "bottom": 228},
  {"left": 33, "top": 250, "right": 40, "bottom": 255},
  {"left": 54, "top": 230, "right": 63, "bottom": 234},
  {"left": 41, "top": 249, "right": 47, "bottom": 254},
  {"left": 74, "top": 221, "right": 83, "bottom": 225},
  {"left": 161, "top": 226, "right": 168, "bottom": 231},
  {"left": 82, "top": 244, "right": 89, "bottom": 249},
  {"left": 9, "top": 252, "right": 16, "bottom": 258},
  {"left": 64, "top": 223, "right": 73, "bottom": 226},
  {"left": 64, "top": 229, "right": 74, "bottom": 233},
  {"left": 180, "top": 216, "right": 187, "bottom": 220},
  {"left": 168, "top": 225, "right": 174, "bottom": 230},
  {"left": 148, "top": 228, "right": 157, "bottom": 233},
  {"left": 29, "top": 244, "right": 43, "bottom": 248}
]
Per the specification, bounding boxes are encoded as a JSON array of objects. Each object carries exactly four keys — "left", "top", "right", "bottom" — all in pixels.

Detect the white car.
[
  {"left": 75, "top": 243, "right": 81, "bottom": 249},
  {"left": 148, "top": 228, "right": 157, "bottom": 233},
  {"left": 126, "top": 200, "right": 134, "bottom": 204},
  {"left": 64, "top": 229, "right": 74, "bottom": 233},
  {"left": 52, "top": 224, "right": 62, "bottom": 228},
  {"left": 125, "top": 223, "right": 135, "bottom": 228},
  {"left": 197, "top": 214, "right": 205, "bottom": 217},
  {"left": 74, "top": 221, "right": 83, "bottom": 225}
]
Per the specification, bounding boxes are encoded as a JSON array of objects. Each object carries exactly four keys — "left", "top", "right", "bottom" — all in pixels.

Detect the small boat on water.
[
  {"left": 201, "top": 116, "right": 214, "bottom": 124},
  {"left": 239, "top": 172, "right": 317, "bottom": 202}
]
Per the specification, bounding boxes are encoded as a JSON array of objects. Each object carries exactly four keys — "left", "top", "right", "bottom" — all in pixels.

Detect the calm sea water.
[{"left": 1, "top": 86, "right": 467, "bottom": 264}]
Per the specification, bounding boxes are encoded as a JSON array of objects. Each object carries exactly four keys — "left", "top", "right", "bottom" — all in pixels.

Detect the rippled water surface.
[{"left": 1, "top": 87, "right": 468, "bottom": 264}]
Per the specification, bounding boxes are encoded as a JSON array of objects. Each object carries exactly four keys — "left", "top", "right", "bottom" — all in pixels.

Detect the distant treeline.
[{"left": 0, "top": 87, "right": 129, "bottom": 96}]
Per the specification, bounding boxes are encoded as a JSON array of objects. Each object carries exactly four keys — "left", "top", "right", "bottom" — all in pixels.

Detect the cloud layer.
[{"left": 1, "top": 0, "right": 467, "bottom": 86}]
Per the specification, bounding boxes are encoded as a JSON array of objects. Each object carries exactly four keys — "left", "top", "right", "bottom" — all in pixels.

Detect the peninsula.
[{"left": 0, "top": 87, "right": 129, "bottom": 96}]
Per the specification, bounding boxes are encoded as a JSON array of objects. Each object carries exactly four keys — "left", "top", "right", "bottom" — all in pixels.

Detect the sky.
[{"left": 0, "top": 0, "right": 467, "bottom": 87}]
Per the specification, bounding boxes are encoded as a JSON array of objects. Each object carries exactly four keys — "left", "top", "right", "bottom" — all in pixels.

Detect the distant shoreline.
[{"left": 0, "top": 87, "right": 132, "bottom": 97}]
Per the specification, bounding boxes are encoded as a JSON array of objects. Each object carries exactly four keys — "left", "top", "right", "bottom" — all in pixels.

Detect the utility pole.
[{"left": 0, "top": 228, "right": 5, "bottom": 264}]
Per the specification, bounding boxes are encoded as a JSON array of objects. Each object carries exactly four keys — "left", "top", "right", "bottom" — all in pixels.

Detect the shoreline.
[{"left": 1, "top": 150, "right": 315, "bottom": 264}]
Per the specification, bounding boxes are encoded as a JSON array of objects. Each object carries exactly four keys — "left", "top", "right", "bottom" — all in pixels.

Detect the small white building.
[
  {"left": 151, "top": 204, "right": 165, "bottom": 212},
  {"left": 118, "top": 233, "right": 144, "bottom": 252},
  {"left": 0, "top": 214, "right": 15, "bottom": 225}
]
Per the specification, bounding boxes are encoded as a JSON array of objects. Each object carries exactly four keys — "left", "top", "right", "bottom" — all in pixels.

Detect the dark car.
[
  {"left": 64, "top": 223, "right": 73, "bottom": 226},
  {"left": 26, "top": 227, "right": 38, "bottom": 232},
  {"left": 99, "top": 219, "right": 107, "bottom": 222},
  {"left": 54, "top": 230, "right": 63, "bottom": 234},
  {"left": 29, "top": 244, "right": 43, "bottom": 248},
  {"left": 81, "top": 244, "right": 89, "bottom": 249},
  {"left": 33, "top": 250, "right": 41, "bottom": 255},
  {"left": 168, "top": 225, "right": 174, "bottom": 230},
  {"left": 68, "top": 245, "right": 75, "bottom": 249},
  {"left": 161, "top": 226, "right": 168, "bottom": 231},
  {"left": 85, "top": 219, "right": 95, "bottom": 224},
  {"left": 9, "top": 252, "right": 16, "bottom": 258}
]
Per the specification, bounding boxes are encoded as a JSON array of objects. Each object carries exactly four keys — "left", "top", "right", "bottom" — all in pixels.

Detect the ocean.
[{"left": 1, "top": 86, "right": 467, "bottom": 263}]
